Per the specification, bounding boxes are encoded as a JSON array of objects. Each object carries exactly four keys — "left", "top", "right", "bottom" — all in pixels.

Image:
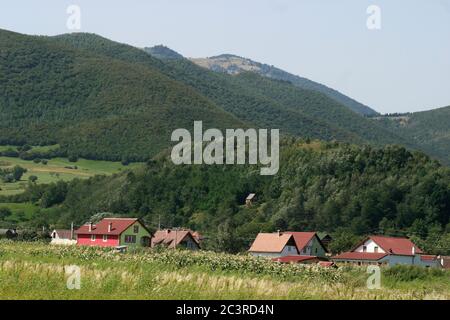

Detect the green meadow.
[
  {"left": 0, "top": 153, "right": 142, "bottom": 196},
  {"left": 0, "top": 242, "right": 448, "bottom": 300}
]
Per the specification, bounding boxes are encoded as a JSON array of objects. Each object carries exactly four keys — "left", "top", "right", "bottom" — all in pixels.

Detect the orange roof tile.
[{"left": 249, "top": 233, "right": 293, "bottom": 253}]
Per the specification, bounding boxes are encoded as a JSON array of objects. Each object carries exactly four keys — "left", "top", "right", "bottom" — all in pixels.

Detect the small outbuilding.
[
  {"left": 245, "top": 193, "right": 256, "bottom": 207},
  {"left": 50, "top": 229, "right": 76, "bottom": 245}
]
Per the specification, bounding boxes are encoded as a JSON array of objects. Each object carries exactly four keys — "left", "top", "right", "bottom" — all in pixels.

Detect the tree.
[
  {"left": 12, "top": 166, "right": 27, "bottom": 181},
  {"left": 68, "top": 154, "right": 79, "bottom": 162},
  {"left": 29, "top": 175, "right": 38, "bottom": 183},
  {"left": 121, "top": 157, "right": 130, "bottom": 166},
  {"left": 329, "top": 228, "right": 362, "bottom": 254},
  {"left": 0, "top": 207, "right": 12, "bottom": 219}
]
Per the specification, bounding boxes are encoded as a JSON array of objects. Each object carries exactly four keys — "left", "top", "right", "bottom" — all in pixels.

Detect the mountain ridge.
[{"left": 189, "top": 53, "right": 379, "bottom": 116}]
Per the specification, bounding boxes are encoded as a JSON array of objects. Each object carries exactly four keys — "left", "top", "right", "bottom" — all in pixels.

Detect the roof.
[
  {"left": 152, "top": 229, "right": 199, "bottom": 249},
  {"left": 272, "top": 255, "right": 319, "bottom": 263},
  {"left": 318, "top": 261, "right": 335, "bottom": 267},
  {"left": 364, "top": 236, "right": 423, "bottom": 256},
  {"left": 317, "top": 232, "right": 332, "bottom": 240},
  {"left": 285, "top": 232, "right": 321, "bottom": 252},
  {"left": 75, "top": 218, "right": 140, "bottom": 236},
  {"left": 248, "top": 233, "right": 294, "bottom": 253},
  {"left": 420, "top": 255, "right": 438, "bottom": 262},
  {"left": 246, "top": 193, "right": 256, "bottom": 200},
  {"left": 332, "top": 252, "right": 388, "bottom": 261},
  {"left": 52, "top": 229, "right": 72, "bottom": 239}
]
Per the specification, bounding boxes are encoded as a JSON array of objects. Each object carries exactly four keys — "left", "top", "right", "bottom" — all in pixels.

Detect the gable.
[
  {"left": 355, "top": 239, "right": 386, "bottom": 253},
  {"left": 121, "top": 220, "right": 151, "bottom": 237}
]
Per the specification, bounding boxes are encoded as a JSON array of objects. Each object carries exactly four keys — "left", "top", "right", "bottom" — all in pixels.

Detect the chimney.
[
  {"left": 277, "top": 230, "right": 281, "bottom": 237},
  {"left": 108, "top": 223, "right": 112, "bottom": 233},
  {"left": 88, "top": 222, "right": 92, "bottom": 232},
  {"left": 412, "top": 246, "right": 415, "bottom": 255},
  {"left": 70, "top": 222, "right": 74, "bottom": 240}
]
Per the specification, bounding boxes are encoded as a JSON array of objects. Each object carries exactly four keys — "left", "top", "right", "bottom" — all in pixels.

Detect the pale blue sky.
[{"left": 1, "top": 0, "right": 449, "bottom": 113}]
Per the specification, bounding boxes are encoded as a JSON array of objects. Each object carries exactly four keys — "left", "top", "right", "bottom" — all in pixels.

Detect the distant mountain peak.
[
  {"left": 144, "top": 45, "right": 184, "bottom": 60},
  {"left": 190, "top": 54, "right": 378, "bottom": 116}
]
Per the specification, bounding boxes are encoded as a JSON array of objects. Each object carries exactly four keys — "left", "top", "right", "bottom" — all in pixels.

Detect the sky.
[{"left": 1, "top": 0, "right": 449, "bottom": 114}]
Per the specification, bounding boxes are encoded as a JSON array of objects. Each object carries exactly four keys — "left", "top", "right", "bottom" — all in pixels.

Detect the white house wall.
[
  {"left": 355, "top": 239, "right": 386, "bottom": 253},
  {"left": 251, "top": 245, "right": 298, "bottom": 258},
  {"left": 50, "top": 239, "right": 76, "bottom": 245}
]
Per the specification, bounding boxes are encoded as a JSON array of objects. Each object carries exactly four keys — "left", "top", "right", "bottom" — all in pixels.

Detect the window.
[
  {"left": 374, "top": 246, "right": 379, "bottom": 253},
  {"left": 133, "top": 225, "right": 139, "bottom": 233},
  {"left": 103, "top": 235, "right": 108, "bottom": 242},
  {"left": 363, "top": 246, "right": 367, "bottom": 252},
  {"left": 124, "top": 235, "right": 136, "bottom": 243},
  {"left": 91, "top": 234, "right": 96, "bottom": 241}
]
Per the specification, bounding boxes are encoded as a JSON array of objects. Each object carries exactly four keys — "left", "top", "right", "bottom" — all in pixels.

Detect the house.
[
  {"left": 0, "top": 228, "right": 18, "bottom": 239},
  {"left": 245, "top": 193, "right": 256, "bottom": 207},
  {"left": 316, "top": 232, "right": 332, "bottom": 251},
  {"left": 191, "top": 231, "right": 204, "bottom": 244},
  {"left": 288, "top": 232, "right": 328, "bottom": 257},
  {"left": 75, "top": 218, "right": 151, "bottom": 248},
  {"left": 248, "top": 231, "right": 328, "bottom": 258},
  {"left": 50, "top": 229, "right": 76, "bottom": 245},
  {"left": 332, "top": 235, "right": 441, "bottom": 267},
  {"left": 151, "top": 229, "right": 200, "bottom": 250}
]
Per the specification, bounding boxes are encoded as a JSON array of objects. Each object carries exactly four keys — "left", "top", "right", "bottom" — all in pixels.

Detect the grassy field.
[
  {"left": 0, "top": 155, "right": 142, "bottom": 196},
  {"left": 0, "top": 242, "right": 448, "bottom": 300}
]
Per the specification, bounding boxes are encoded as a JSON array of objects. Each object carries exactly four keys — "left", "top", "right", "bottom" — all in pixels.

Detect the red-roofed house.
[
  {"left": 248, "top": 231, "right": 327, "bottom": 258},
  {"left": 75, "top": 218, "right": 151, "bottom": 248},
  {"left": 151, "top": 229, "right": 200, "bottom": 250},
  {"left": 332, "top": 235, "right": 440, "bottom": 267}
]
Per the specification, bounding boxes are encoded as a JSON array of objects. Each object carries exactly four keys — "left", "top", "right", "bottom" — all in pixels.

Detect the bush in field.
[{"left": 68, "top": 154, "right": 79, "bottom": 162}]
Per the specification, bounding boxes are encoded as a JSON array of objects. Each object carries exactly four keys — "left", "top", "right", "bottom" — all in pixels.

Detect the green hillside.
[
  {"left": 0, "top": 29, "right": 244, "bottom": 161},
  {"left": 190, "top": 54, "right": 379, "bottom": 116},
  {"left": 10, "top": 140, "right": 450, "bottom": 255},
  {"left": 52, "top": 33, "right": 402, "bottom": 145},
  {"left": 375, "top": 106, "right": 450, "bottom": 164}
]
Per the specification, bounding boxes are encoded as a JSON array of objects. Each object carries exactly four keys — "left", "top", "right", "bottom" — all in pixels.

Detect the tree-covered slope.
[
  {"left": 53, "top": 33, "right": 364, "bottom": 143},
  {"left": 191, "top": 54, "right": 379, "bottom": 116},
  {"left": 375, "top": 106, "right": 450, "bottom": 165},
  {"left": 52, "top": 33, "right": 402, "bottom": 146},
  {"left": 15, "top": 140, "right": 450, "bottom": 254},
  {"left": 0, "top": 29, "right": 245, "bottom": 161}
]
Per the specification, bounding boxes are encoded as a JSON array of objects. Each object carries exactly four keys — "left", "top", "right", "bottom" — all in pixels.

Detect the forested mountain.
[
  {"left": 12, "top": 140, "right": 450, "bottom": 254},
  {"left": 55, "top": 33, "right": 402, "bottom": 144},
  {"left": 190, "top": 54, "right": 378, "bottom": 116},
  {"left": 0, "top": 29, "right": 245, "bottom": 161},
  {"left": 375, "top": 106, "right": 450, "bottom": 165},
  {"left": 0, "top": 29, "right": 412, "bottom": 162}
]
